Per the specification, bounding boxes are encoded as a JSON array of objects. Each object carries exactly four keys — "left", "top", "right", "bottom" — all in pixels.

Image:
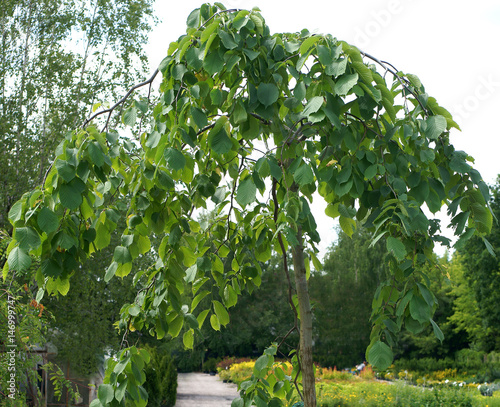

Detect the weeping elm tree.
[{"left": 5, "top": 4, "right": 494, "bottom": 407}]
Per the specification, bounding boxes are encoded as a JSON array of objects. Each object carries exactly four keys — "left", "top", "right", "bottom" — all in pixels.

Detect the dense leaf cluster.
[{"left": 3, "top": 3, "right": 493, "bottom": 406}]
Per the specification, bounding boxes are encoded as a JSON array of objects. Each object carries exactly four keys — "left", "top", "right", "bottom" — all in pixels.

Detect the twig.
[{"left": 82, "top": 68, "right": 160, "bottom": 128}]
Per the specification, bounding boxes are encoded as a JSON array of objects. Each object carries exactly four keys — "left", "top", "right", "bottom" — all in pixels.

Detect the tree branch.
[{"left": 82, "top": 68, "right": 160, "bottom": 129}]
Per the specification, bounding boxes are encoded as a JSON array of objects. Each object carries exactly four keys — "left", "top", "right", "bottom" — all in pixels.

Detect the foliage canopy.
[{"left": 4, "top": 3, "right": 493, "bottom": 406}]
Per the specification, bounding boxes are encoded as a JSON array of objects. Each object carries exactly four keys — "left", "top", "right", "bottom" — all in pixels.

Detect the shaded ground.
[{"left": 175, "top": 372, "right": 239, "bottom": 407}]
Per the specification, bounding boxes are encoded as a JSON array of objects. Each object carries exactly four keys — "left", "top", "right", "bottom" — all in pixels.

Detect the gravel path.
[{"left": 175, "top": 372, "right": 240, "bottom": 407}]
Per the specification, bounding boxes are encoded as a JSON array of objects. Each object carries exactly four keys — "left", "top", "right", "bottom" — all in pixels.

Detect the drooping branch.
[{"left": 82, "top": 68, "right": 160, "bottom": 130}]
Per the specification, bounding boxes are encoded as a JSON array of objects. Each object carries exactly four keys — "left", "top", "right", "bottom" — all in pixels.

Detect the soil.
[{"left": 175, "top": 372, "right": 239, "bottom": 407}]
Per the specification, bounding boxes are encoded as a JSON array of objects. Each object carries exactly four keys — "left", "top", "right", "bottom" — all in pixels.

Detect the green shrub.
[
  {"left": 143, "top": 346, "right": 178, "bottom": 407},
  {"left": 203, "top": 358, "right": 219, "bottom": 373}
]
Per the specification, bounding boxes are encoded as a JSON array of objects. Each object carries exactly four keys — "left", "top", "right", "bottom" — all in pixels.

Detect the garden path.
[{"left": 175, "top": 372, "right": 239, "bottom": 407}]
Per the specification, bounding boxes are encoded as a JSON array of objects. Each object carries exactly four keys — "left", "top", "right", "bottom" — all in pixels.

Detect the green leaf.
[
  {"left": 8, "top": 201, "right": 23, "bottom": 224},
  {"left": 334, "top": 73, "right": 359, "bottom": 96},
  {"left": 201, "top": 20, "right": 220, "bottom": 42},
  {"left": 257, "top": 83, "right": 279, "bottom": 107},
  {"left": 168, "top": 315, "right": 184, "bottom": 338},
  {"left": 123, "top": 107, "right": 137, "bottom": 127},
  {"left": 55, "top": 277, "right": 70, "bottom": 296},
  {"left": 210, "top": 314, "right": 221, "bottom": 331},
  {"left": 59, "top": 178, "right": 85, "bottom": 210},
  {"left": 114, "top": 246, "right": 132, "bottom": 264},
  {"left": 98, "top": 384, "right": 114, "bottom": 405},
  {"left": 183, "top": 329, "right": 194, "bottom": 349},
  {"left": 55, "top": 160, "right": 76, "bottom": 182},
  {"left": 41, "top": 259, "right": 62, "bottom": 278},
  {"left": 482, "top": 236, "right": 496, "bottom": 257},
  {"left": 231, "top": 397, "right": 244, "bottom": 407},
  {"left": 236, "top": 178, "right": 256, "bottom": 207},
  {"left": 7, "top": 246, "right": 31, "bottom": 271},
  {"left": 326, "top": 58, "right": 347, "bottom": 77},
  {"left": 232, "top": 101, "right": 248, "bottom": 124},
  {"left": 90, "top": 399, "right": 103, "bottom": 407},
  {"left": 105, "top": 262, "right": 118, "bottom": 282},
  {"left": 409, "top": 295, "right": 431, "bottom": 323},
  {"left": 209, "top": 128, "right": 233, "bottom": 155},
  {"left": 115, "top": 380, "right": 128, "bottom": 402},
  {"left": 299, "top": 35, "right": 320, "bottom": 54},
  {"left": 204, "top": 52, "right": 224, "bottom": 75},
  {"left": 470, "top": 202, "right": 493, "bottom": 234},
  {"left": 224, "top": 285, "right": 238, "bottom": 308},
  {"left": 186, "top": 8, "right": 201, "bottom": 28},
  {"left": 293, "top": 164, "right": 314, "bottom": 186},
  {"left": 191, "top": 107, "right": 208, "bottom": 129},
  {"left": 15, "top": 227, "right": 41, "bottom": 250},
  {"left": 254, "top": 354, "right": 270, "bottom": 377},
  {"left": 352, "top": 61, "right": 373, "bottom": 83},
  {"left": 88, "top": 142, "right": 105, "bottom": 167},
  {"left": 339, "top": 216, "right": 355, "bottom": 237},
  {"left": 430, "top": 319, "right": 444, "bottom": 342},
  {"left": 213, "top": 300, "right": 230, "bottom": 326},
  {"left": 386, "top": 237, "right": 406, "bottom": 261},
  {"left": 367, "top": 340, "right": 393, "bottom": 371},
  {"left": 425, "top": 115, "right": 447, "bottom": 140},
  {"left": 165, "top": 148, "right": 186, "bottom": 171},
  {"left": 303, "top": 96, "right": 324, "bottom": 117},
  {"left": 218, "top": 29, "right": 237, "bottom": 49}
]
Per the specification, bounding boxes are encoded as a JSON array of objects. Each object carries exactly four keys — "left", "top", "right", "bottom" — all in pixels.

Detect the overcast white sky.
[{"left": 145, "top": 1, "right": 500, "bottom": 258}]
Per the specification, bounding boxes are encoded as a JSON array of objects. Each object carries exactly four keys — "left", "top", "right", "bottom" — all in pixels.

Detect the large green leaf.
[
  {"left": 257, "top": 83, "right": 279, "bottom": 107},
  {"left": 15, "top": 227, "right": 41, "bottom": 250},
  {"left": 37, "top": 207, "right": 59, "bottom": 234},
  {"left": 367, "top": 340, "right": 393, "bottom": 371},
  {"left": 425, "top": 115, "right": 447, "bottom": 140},
  {"left": 98, "top": 384, "right": 114, "bottom": 405},
  {"left": 303, "top": 96, "right": 324, "bottom": 117},
  {"left": 299, "top": 35, "right": 320, "bottom": 54},
  {"left": 334, "top": 73, "right": 358, "bottom": 96},
  {"left": 123, "top": 106, "right": 137, "bottom": 127},
  {"left": 88, "top": 142, "right": 105, "bottom": 167},
  {"left": 114, "top": 246, "right": 132, "bottom": 264},
  {"left": 8, "top": 246, "right": 31, "bottom": 271},
  {"left": 293, "top": 163, "right": 314, "bottom": 186},
  {"left": 59, "top": 178, "right": 85, "bottom": 210},
  {"left": 210, "top": 314, "right": 220, "bottom": 331},
  {"left": 386, "top": 237, "right": 406, "bottom": 261},
  {"left": 209, "top": 128, "right": 233, "bottom": 155},
  {"left": 183, "top": 329, "right": 194, "bottom": 349},
  {"left": 213, "top": 300, "right": 230, "bottom": 326},
  {"left": 165, "top": 148, "right": 186, "bottom": 171},
  {"left": 218, "top": 29, "right": 237, "bottom": 49},
  {"left": 236, "top": 178, "right": 256, "bottom": 207},
  {"left": 8, "top": 201, "right": 23, "bottom": 224},
  {"left": 409, "top": 295, "right": 431, "bottom": 323},
  {"left": 55, "top": 159, "right": 76, "bottom": 182}
]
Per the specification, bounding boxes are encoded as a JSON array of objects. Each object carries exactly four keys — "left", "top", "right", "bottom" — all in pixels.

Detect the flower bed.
[{"left": 218, "top": 359, "right": 500, "bottom": 406}]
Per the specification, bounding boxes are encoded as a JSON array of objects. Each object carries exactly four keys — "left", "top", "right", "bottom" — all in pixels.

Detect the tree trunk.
[{"left": 291, "top": 224, "right": 316, "bottom": 407}]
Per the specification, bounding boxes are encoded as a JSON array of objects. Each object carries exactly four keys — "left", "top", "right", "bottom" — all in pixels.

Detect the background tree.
[
  {"left": 4, "top": 4, "right": 493, "bottom": 407},
  {"left": 457, "top": 176, "right": 500, "bottom": 351},
  {"left": 0, "top": 0, "right": 156, "bottom": 231},
  {"left": 142, "top": 345, "right": 177, "bottom": 407},
  {"left": 395, "top": 253, "right": 469, "bottom": 361},
  {"left": 309, "top": 227, "right": 389, "bottom": 369},
  {"left": 447, "top": 253, "right": 491, "bottom": 351}
]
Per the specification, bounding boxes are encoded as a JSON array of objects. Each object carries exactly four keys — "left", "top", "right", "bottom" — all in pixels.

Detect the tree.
[
  {"left": 0, "top": 0, "right": 156, "bottom": 231},
  {"left": 4, "top": 4, "right": 493, "bottom": 407},
  {"left": 142, "top": 345, "right": 177, "bottom": 407},
  {"left": 458, "top": 176, "right": 500, "bottom": 351},
  {"left": 309, "top": 226, "right": 389, "bottom": 369}
]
